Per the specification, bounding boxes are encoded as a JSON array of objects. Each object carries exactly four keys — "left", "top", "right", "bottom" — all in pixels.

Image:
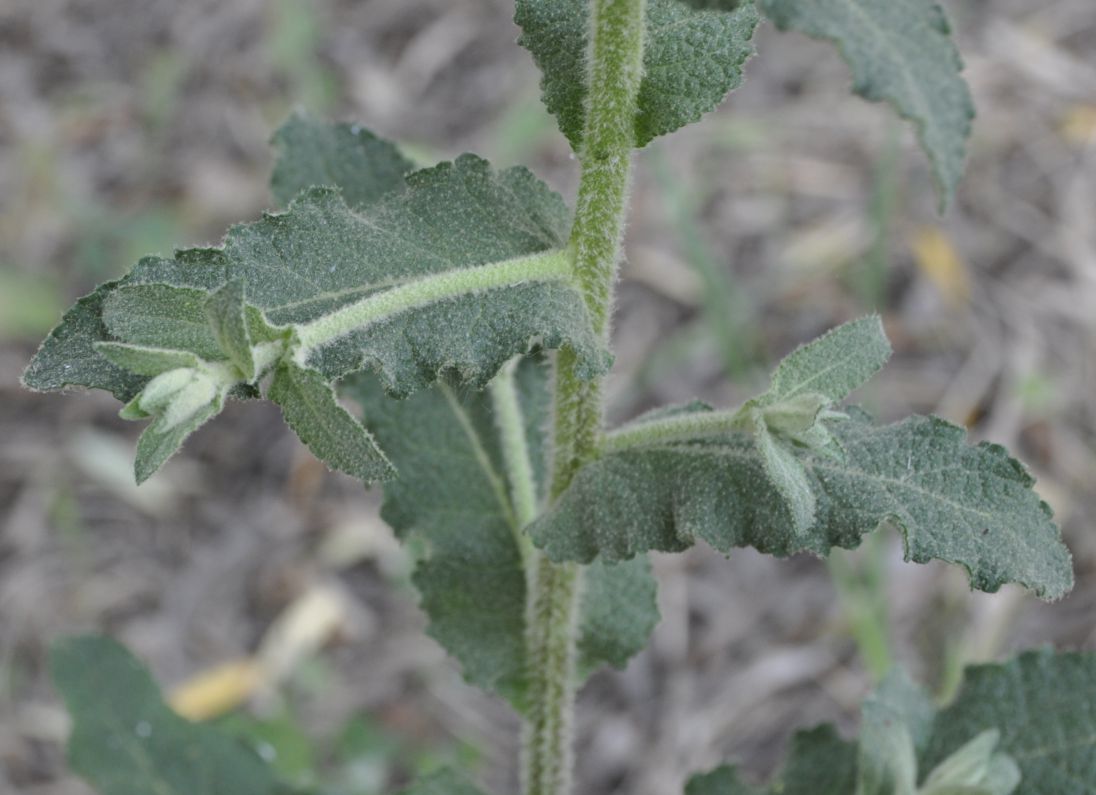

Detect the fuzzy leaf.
[
  {"left": 763, "top": 315, "right": 891, "bottom": 406},
  {"left": 685, "top": 725, "right": 857, "bottom": 795},
  {"left": 25, "top": 152, "right": 608, "bottom": 481},
  {"left": 685, "top": 766, "right": 763, "bottom": 795},
  {"left": 531, "top": 408, "right": 1073, "bottom": 601},
  {"left": 755, "top": 418, "right": 816, "bottom": 535},
  {"left": 123, "top": 156, "right": 607, "bottom": 391},
  {"left": 344, "top": 357, "right": 658, "bottom": 712},
  {"left": 687, "top": 651, "right": 1096, "bottom": 795},
  {"left": 103, "top": 283, "right": 225, "bottom": 361},
  {"left": 396, "top": 770, "right": 486, "bottom": 795},
  {"left": 758, "top": 0, "right": 974, "bottom": 208},
  {"left": 857, "top": 671, "right": 935, "bottom": 795},
  {"left": 133, "top": 388, "right": 224, "bottom": 484},
  {"left": 205, "top": 279, "right": 256, "bottom": 381},
  {"left": 516, "top": 0, "right": 759, "bottom": 149},
  {"left": 780, "top": 725, "right": 860, "bottom": 795},
  {"left": 51, "top": 635, "right": 279, "bottom": 795},
  {"left": 95, "top": 343, "right": 203, "bottom": 376},
  {"left": 22, "top": 280, "right": 147, "bottom": 401},
  {"left": 270, "top": 111, "right": 414, "bottom": 210},
  {"left": 269, "top": 361, "right": 394, "bottom": 482},
  {"left": 922, "top": 649, "right": 1096, "bottom": 793}
]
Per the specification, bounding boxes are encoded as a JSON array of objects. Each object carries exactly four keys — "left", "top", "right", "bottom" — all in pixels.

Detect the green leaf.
[
  {"left": 757, "top": 0, "right": 974, "bottom": 208},
  {"left": 856, "top": 671, "right": 934, "bottom": 795},
  {"left": 344, "top": 357, "right": 658, "bottom": 712},
  {"left": 920, "top": 730, "right": 1020, "bottom": 795},
  {"left": 754, "top": 416, "right": 816, "bottom": 536},
  {"left": 269, "top": 360, "right": 394, "bottom": 483},
  {"left": 22, "top": 280, "right": 147, "bottom": 401},
  {"left": 688, "top": 651, "right": 1096, "bottom": 795},
  {"left": 763, "top": 315, "right": 891, "bottom": 406},
  {"left": 685, "top": 766, "right": 763, "bottom": 795},
  {"left": 205, "top": 279, "right": 256, "bottom": 381},
  {"left": 270, "top": 111, "right": 414, "bottom": 210},
  {"left": 922, "top": 649, "right": 1096, "bottom": 794},
  {"left": 95, "top": 342, "right": 203, "bottom": 376},
  {"left": 576, "top": 555, "right": 660, "bottom": 680},
  {"left": 531, "top": 408, "right": 1073, "bottom": 601},
  {"left": 779, "top": 725, "right": 859, "bottom": 795},
  {"left": 126, "top": 156, "right": 607, "bottom": 391},
  {"left": 26, "top": 152, "right": 609, "bottom": 482},
  {"left": 396, "top": 769, "right": 487, "bottom": 795},
  {"left": 50, "top": 635, "right": 280, "bottom": 795},
  {"left": 103, "top": 283, "right": 225, "bottom": 361},
  {"left": 516, "top": 0, "right": 759, "bottom": 149},
  {"left": 684, "top": 725, "right": 857, "bottom": 795},
  {"left": 133, "top": 384, "right": 224, "bottom": 483}
]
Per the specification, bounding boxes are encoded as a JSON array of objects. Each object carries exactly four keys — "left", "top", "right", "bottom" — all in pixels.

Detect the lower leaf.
[
  {"left": 344, "top": 357, "right": 659, "bottom": 712},
  {"left": 51, "top": 636, "right": 280, "bottom": 795}
]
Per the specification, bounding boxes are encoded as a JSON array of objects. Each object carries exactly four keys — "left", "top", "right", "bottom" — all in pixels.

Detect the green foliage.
[
  {"left": 51, "top": 636, "right": 281, "bottom": 795},
  {"left": 344, "top": 356, "right": 658, "bottom": 711},
  {"left": 24, "top": 146, "right": 608, "bottom": 482},
  {"left": 28, "top": 1, "right": 1083, "bottom": 793},
  {"left": 688, "top": 650, "right": 1096, "bottom": 795},
  {"left": 923, "top": 649, "right": 1096, "bottom": 793},
  {"left": 530, "top": 320, "right": 1072, "bottom": 602},
  {"left": 532, "top": 404, "right": 1072, "bottom": 600},
  {"left": 758, "top": 0, "right": 974, "bottom": 208},
  {"left": 269, "top": 360, "right": 395, "bottom": 482},
  {"left": 270, "top": 112, "right": 414, "bottom": 209},
  {"left": 516, "top": 0, "right": 759, "bottom": 149}
]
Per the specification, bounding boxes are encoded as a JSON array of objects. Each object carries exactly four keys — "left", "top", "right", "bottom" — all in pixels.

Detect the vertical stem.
[{"left": 522, "top": 2, "right": 647, "bottom": 795}]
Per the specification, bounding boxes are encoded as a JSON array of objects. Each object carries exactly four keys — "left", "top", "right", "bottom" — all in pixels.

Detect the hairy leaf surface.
[
  {"left": 122, "top": 157, "right": 606, "bottom": 390},
  {"left": 270, "top": 111, "right": 414, "bottom": 209},
  {"left": 923, "top": 649, "right": 1096, "bottom": 793},
  {"left": 857, "top": 671, "right": 935, "bottom": 795},
  {"left": 516, "top": 0, "right": 759, "bottom": 149},
  {"left": 51, "top": 636, "right": 279, "bottom": 795},
  {"left": 531, "top": 407, "right": 1072, "bottom": 601},
  {"left": 269, "top": 361, "right": 395, "bottom": 482},
  {"left": 21, "top": 280, "right": 147, "bottom": 401},
  {"left": 345, "top": 357, "right": 658, "bottom": 712},
  {"left": 762, "top": 315, "right": 891, "bottom": 406},
  {"left": 686, "top": 724, "right": 857, "bottom": 795},
  {"left": 25, "top": 150, "right": 608, "bottom": 481},
  {"left": 685, "top": 651, "right": 1096, "bottom": 795},
  {"left": 758, "top": 0, "right": 974, "bottom": 208}
]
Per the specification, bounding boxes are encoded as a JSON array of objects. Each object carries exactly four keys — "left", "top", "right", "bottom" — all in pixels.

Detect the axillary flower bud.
[{"left": 122, "top": 368, "right": 218, "bottom": 430}]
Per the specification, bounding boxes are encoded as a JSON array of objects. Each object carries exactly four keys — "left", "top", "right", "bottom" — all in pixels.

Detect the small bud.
[
  {"left": 132, "top": 368, "right": 218, "bottom": 430},
  {"left": 920, "top": 729, "right": 1020, "bottom": 795}
]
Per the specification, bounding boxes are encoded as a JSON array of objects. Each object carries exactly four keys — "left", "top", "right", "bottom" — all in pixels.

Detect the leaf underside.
[
  {"left": 531, "top": 406, "right": 1072, "bottom": 602},
  {"left": 758, "top": 0, "right": 974, "bottom": 208},
  {"left": 344, "top": 357, "right": 659, "bottom": 712},
  {"left": 516, "top": 0, "right": 759, "bottom": 149},
  {"left": 51, "top": 636, "right": 279, "bottom": 795}
]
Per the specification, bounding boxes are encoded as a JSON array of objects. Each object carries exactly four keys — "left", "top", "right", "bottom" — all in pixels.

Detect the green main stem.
[{"left": 521, "top": 1, "right": 646, "bottom": 794}]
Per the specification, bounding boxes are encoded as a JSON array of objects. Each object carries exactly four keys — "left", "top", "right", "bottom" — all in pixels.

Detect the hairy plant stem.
[{"left": 522, "top": 1, "right": 647, "bottom": 794}]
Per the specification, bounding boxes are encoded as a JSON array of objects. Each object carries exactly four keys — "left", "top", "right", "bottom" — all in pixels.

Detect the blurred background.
[{"left": 1, "top": 1, "right": 1094, "bottom": 793}]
